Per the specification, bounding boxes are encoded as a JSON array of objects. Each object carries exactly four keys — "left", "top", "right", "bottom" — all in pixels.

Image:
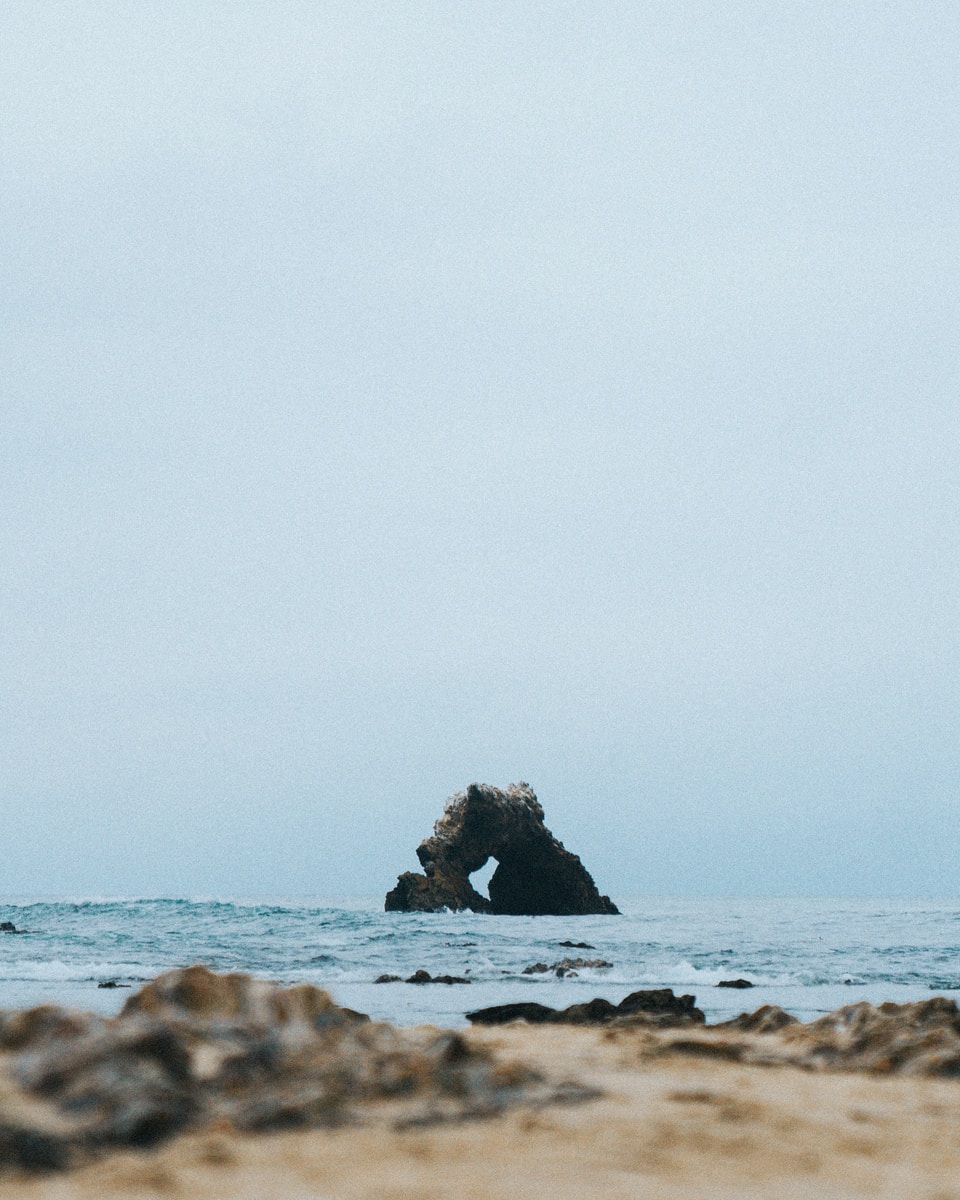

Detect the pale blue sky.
[{"left": 2, "top": 2, "right": 959, "bottom": 896}]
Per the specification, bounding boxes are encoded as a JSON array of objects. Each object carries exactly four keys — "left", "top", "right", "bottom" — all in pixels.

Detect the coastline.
[
  {"left": 6, "top": 896, "right": 960, "bottom": 1194},
  {"left": 3, "top": 894, "right": 959, "bottom": 1028},
  {"left": 6, "top": 1020, "right": 960, "bottom": 1199}
]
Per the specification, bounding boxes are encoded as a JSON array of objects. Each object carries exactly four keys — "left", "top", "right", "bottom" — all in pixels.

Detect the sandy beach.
[{"left": 6, "top": 1018, "right": 960, "bottom": 1200}]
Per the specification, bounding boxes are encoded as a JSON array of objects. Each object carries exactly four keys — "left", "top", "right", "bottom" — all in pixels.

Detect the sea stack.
[{"left": 385, "top": 782, "right": 619, "bottom": 916}]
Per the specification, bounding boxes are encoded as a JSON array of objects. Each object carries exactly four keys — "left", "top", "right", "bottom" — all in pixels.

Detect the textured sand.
[{"left": 5, "top": 1021, "right": 960, "bottom": 1199}]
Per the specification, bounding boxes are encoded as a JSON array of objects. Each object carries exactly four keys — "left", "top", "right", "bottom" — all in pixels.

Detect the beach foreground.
[{"left": 7, "top": 1010, "right": 960, "bottom": 1199}]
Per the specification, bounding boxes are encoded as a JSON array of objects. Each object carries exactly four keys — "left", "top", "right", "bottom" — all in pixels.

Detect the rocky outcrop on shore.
[
  {"left": 465, "top": 990, "right": 960, "bottom": 1078},
  {"left": 774, "top": 996, "right": 960, "bottom": 1074},
  {"left": 7, "top": 971, "right": 960, "bottom": 1182},
  {"left": 384, "top": 782, "right": 619, "bottom": 915},
  {"left": 466, "top": 988, "right": 704, "bottom": 1027},
  {"left": 654, "top": 996, "right": 960, "bottom": 1076},
  {"left": 0, "top": 966, "right": 589, "bottom": 1175}
]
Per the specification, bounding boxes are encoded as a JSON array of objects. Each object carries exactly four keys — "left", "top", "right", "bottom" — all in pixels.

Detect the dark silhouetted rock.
[
  {"left": 558, "top": 998, "right": 619, "bottom": 1023},
  {"left": 559, "top": 940, "right": 594, "bottom": 949},
  {"left": 405, "top": 970, "right": 471, "bottom": 985},
  {"left": 97, "top": 981, "right": 131, "bottom": 989},
  {"left": 717, "top": 978, "right": 754, "bottom": 989},
  {"left": 465, "top": 1002, "right": 560, "bottom": 1025},
  {"left": 384, "top": 782, "right": 619, "bottom": 916},
  {"left": 0, "top": 922, "right": 16, "bottom": 933},
  {"left": 373, "top": 974, "right": 402, "bottom": 984},
  {"left": 616, "top": 989, "right": 705, "bottom": 1023},
  {"left": 466, "top": 988, "right": 704, "bottom": 1027}
]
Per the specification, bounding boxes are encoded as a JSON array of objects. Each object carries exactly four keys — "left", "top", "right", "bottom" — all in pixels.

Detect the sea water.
[{"left": 1, "top": 896, "right": 959, "bottom": 1027}]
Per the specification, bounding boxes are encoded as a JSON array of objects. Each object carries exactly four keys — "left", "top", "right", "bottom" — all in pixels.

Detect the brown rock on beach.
[
  {"left": 0, "top": 966, "right": 584, "bottom": 1177},
  {"left": 9, "top": 989, "right": 960, "bottom": 1198}
]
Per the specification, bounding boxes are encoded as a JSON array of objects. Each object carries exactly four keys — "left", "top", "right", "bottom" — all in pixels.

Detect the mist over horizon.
[{"left": 3, "top": 3, "right": 959, "bottom": 899}]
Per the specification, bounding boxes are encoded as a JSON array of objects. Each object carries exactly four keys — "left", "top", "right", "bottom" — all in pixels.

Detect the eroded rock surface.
[
  {"left": 0, "top": 966, "right": 588, "bottom": 1175},
  {"left": 659, "top": 997, "right": 960, "bottom": 1076},
  {"left": 779, "top": 997, "right": 960, "bottom": 1074},
  {"left": 385, "top": 782, "right": 619, "bottom": 915},
  {"left": 466, "top": 992, "right": 960, "bottom": 1078}
]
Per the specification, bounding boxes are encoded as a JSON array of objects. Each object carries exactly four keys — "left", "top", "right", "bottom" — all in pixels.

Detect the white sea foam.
[
  {"left": 1, "top": 896, "right": 958, "bottom": 1025},
  {"left": 1, "top": 960, "right": 152, "bottom": 983}
]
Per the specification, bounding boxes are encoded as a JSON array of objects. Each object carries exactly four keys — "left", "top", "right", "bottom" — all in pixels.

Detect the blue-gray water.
[{"left": 2, "top": 896, "right": 959, "bottom": 1027}]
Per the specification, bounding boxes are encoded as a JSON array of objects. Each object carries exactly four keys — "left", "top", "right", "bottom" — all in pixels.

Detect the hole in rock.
[{"left": 470, "top": 858, "right": 498, "bottom": 897}]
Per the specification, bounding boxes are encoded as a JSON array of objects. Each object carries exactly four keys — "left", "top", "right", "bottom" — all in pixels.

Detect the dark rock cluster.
[
  {"left": 466, "top": 988, "right": 705, "bottom": 1027},
  {"left": 522, "top": 957, "right": 613, "bottom": 978},
  {"left": 385, "top": 782, "right": 619, "bottom": 916},
  {"left": 0, "top": 966, "right": 587, "bottom": 1175},
  {"left": 374, "top": 971, "right": 471, "bottom": 985}
]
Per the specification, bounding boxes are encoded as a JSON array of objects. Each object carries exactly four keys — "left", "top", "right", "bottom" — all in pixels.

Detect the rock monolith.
[{"left": 384, "top": 782, "right": 619, "bottom": 916}]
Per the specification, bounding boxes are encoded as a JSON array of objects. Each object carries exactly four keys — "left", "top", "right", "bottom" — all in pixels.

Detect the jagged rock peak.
[{"left": 384, "top": 782, "right": 619, "bottom": 916}]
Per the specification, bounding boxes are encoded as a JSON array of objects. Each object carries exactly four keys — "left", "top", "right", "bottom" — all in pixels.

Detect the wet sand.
[{"left": 6, "top": 1021, "right": 960, "bottom": 1200}]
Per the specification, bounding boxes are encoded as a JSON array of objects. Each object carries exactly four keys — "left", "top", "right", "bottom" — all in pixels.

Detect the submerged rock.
[
  {"left": 373, "top": 971, "right": 470, "bottom": 985},
  {"left": 384, "top": 782, "right": 619, "bottom": 916},
  {"left": 522, "top": 957, "right": 613, "bottom": 976},
  {"left": 466, "top": 988, "right": 704, "bottom": 1027},
  {"left": 405, "top": 970, "right": 471, "bottom": 985},
  {"left": 0, "top": 965, "right": 587, "bottom": 1176}
]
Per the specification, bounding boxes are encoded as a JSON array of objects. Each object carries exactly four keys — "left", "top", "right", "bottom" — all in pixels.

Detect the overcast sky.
[{"left": 2, "top": 2, "right": 958, "bottom": 898}]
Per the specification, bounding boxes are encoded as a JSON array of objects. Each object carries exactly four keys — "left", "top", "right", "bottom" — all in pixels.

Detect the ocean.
[{"left": 1, "top": 896, "right": 959, "bottom": 1028}]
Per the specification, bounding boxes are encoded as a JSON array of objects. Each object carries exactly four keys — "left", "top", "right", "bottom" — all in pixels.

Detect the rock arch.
[{"left": 384, "top": 782, "right": 619, "bottom": 916}]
